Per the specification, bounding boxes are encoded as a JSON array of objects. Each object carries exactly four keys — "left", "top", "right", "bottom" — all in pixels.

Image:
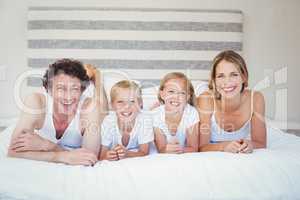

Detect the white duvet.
[{"left": 0, "top": 124, "right": 300, "bottom": 200}]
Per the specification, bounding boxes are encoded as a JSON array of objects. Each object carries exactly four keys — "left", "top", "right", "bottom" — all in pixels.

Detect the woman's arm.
[
  {"left": 184, "top": 123, "right": 199, "bottom": 153},
  {"left": 197, "top": 92, "right": 221, "bottom": 152},
  {"left": 250, "top": 91, "right": 267, "bottom": 148}
]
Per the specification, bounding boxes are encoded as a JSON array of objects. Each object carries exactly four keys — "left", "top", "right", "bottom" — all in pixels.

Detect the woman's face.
[
  {"left": 50, "top": 73, "right": 82, "bottom": 115},
  {"left": 111, "top": 88, "right": 141, "bottom": 123},
  {"left": 160, "top": 78, "right": 188, "bottom": 112},
  {"left": 214, "top": 60, "right": 244, "bottom": 99}
]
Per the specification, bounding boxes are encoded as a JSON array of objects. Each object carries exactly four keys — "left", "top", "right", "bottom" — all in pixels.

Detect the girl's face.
[
  {"left": 160, "top": 78, "right": 189, "bottom": 112},
  {"left": 214, "top": 60, "right": 245, "bottom": 99},
  {"left": 50, "top": 73, "right": 82, "bottom": 115},
  {"left": 111, "top": 88, "right": 141, "bottom": 123}
]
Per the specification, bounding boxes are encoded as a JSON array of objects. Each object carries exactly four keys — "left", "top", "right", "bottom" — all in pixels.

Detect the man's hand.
[
  {"left": 10, "top": 130, "right": 52, "bottom": 152},
  {"left": 58, "top": 148, "right": 98, "bottom": 166}
]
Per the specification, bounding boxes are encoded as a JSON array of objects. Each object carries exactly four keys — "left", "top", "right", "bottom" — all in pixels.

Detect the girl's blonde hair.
[
  {"left": 110, "top": 80, "right": 143, "bottom": 105},
  {"left": 158, "top": 72, "right": 195, "bottom": 106},
  {"left": 209, "top": 50, "right": 249, "bottom": 99}
]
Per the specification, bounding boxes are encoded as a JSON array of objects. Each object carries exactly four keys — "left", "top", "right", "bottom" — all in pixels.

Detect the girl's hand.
[
  {"left": 106, "top": 150, "right": 119, "bottom": 161},
  {"left": 223, "top": 140, "right": 243, "bottom": 153},
  {"left": 165, "top": 142, "right": 183, "bottom": 154},
  {"left": 113, "top": 144, "right": 127, "bottom": 159},
  {"left": 239, "top": 139, "right": 254, "bottom": 153}
]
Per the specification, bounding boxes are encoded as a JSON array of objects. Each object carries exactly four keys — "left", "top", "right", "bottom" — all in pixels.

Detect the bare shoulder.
[
  {"left": 23, "top": 93, "right": 46, "bottom": 110},
  {"left": 197, "top": 91, "right": 214, "bottom": 107},
  {"left": 14, "top": 93, "right": 46, "bottom": 131},
  {"left": 253, "top": 90, "right": 265, "bottom": 103}
]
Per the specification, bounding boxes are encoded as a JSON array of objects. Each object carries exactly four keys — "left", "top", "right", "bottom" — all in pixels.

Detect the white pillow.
[
  {"left": 192, "top": 80, "right": 209, "bottom": 96},
  {"left": 141, "top": 86, "right": 159, "bottom": 110},
  {"left": 0, "top": 124, "right": 15, "bottom": 158}
]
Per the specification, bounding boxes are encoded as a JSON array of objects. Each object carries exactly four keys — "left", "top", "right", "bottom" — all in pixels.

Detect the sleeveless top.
[
  {"left": 38, "top": 93, "right": 83, "bottom": 150},
  {"left": 210, "top": 91, "right": 254, "bottom": 143}
]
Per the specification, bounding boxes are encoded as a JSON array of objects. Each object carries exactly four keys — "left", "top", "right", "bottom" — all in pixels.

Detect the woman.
[
  {"left": 197, "top": 50, "right": 266, "bottom": 153},
  {"left": 7, "top": 59, "right": 108, "bottom": 165}
]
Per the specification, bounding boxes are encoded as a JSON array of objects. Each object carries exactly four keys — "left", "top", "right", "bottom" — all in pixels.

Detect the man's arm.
[{"left": 7, "top": 93, "right": 97, "bottom": 166}]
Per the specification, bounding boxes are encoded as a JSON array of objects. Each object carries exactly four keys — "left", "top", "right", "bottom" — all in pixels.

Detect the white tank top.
[
  {"left": 210, "top": 91, "right": 253, "bottom": 143},
  {"left": 38, "top": 93, "right": 83, "bottom": 150}
]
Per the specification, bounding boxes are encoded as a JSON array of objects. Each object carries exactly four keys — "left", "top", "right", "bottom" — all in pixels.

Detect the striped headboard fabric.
[{"left": 27, "top": 7, "right": 243, "bottom": 88}]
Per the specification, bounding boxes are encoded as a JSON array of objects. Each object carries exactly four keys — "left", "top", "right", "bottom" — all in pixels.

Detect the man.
[{"left": 7, "top": 59, "right": 108, "bottom": 166}]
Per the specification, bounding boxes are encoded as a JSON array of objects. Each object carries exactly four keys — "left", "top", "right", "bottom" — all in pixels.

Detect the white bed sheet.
[{"left": 0, "top": 124, "right": 300, "bottom": 200}]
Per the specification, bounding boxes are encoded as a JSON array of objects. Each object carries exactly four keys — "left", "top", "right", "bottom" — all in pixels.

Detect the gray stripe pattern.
[
  {"left": 27, "top": 7, "right": 243, "bottom": 87},
  {"left": 27, "top": 76, "right": 163, "bottom": 88},
  {"left": 28, "top": 21, "right": 242, "bottom": 32},
  {"left": 28, "top": 59, "right": 212, "bottom": 70},
  {"left": 29, "top": 7, "right": 242, "bottom": 13},
  {"left": 28, "top": 40, "right": 242, "bottom": 51}
]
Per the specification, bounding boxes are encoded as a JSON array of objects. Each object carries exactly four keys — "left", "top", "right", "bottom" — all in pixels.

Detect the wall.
[{"left": 0, "top": 0, "right": 299, "bottom": 128}]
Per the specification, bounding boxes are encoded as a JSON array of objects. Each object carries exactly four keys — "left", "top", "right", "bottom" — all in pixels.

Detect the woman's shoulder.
[
  {"left": 243, "top": 89, "right": 265, "bottom": 103},
  {"left": 196, "top": 90, "right": 214, "bottom": 111}
]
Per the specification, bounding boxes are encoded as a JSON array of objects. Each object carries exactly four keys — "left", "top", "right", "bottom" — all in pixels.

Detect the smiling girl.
[
  {"left": 197, "top": 50, "right": 266, "bottom": 153},
  {"left": 153, "top": 72, "right": 199, "bottom": 154}
]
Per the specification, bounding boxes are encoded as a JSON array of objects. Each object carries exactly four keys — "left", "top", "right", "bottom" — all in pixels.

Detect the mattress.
[{"left": 0, "top": 124, "right": 300, "bottom": 200}]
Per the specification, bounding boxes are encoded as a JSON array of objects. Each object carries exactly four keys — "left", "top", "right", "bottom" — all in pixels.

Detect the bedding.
[{"left": 0, "top": 124, "right": 300, "bottom": 200}]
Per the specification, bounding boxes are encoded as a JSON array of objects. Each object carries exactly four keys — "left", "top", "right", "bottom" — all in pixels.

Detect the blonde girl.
[{"left": 153, "top": 72, "right": 199, "bottom": 154}]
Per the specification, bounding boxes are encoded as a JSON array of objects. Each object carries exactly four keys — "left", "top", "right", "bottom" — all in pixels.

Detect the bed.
[
  {"left": 2, "top": 6, "right": 299, "bottom": 200},
  {"left": 1, "top": 123, "right": 300, "bottom": 200}
]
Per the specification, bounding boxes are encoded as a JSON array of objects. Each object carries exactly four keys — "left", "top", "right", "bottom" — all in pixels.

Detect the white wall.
[{"left": 0, "top": 0, "right": 299, "bottom": 128}]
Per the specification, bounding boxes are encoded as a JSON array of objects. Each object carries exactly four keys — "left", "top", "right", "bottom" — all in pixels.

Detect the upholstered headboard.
[{"left": 26, "top": 7, "right": 243, "bottom": 89}]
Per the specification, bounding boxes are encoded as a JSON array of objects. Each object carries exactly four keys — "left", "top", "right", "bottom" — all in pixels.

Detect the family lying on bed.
[{"left": 7, "top": 50, "right": 266, "bottom": 166}]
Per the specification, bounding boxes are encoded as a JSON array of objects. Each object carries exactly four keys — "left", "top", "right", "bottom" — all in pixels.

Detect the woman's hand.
[
  {"left": 239, "top": 139, "right": 254, "bottom": 153},
  {"left": 223, "top": 139, "right": 254, "bottom": 153},
  {"left": 222, "top": 140, "right": 243, "bottom": 153},
  {"left": 10, "top": 130, "right": 53, "bottom": 152}
]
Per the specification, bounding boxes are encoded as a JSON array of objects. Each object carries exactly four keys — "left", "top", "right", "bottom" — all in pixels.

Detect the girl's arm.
[
  {"left": 154, "top": 127, "right": 183, "bottom": 154},
  {"left": 250, "top": 91, "right": 267, "bottom": 148},
  {"left": 154, "top": 127, "right": 168, "bottom": 153}
]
